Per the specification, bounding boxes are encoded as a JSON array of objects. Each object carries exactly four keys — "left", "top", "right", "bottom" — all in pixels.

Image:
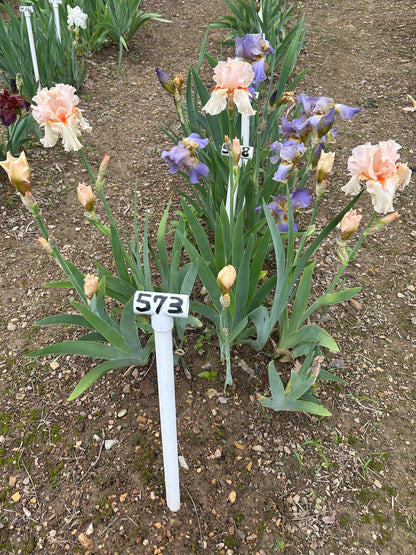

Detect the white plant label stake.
[
  {"left": 20, "top": 6, "right": 40, "bottom": 85},
  {"left": 223, "top": 135, "right": 253, "bottom": 216},
  {"left": 133, "top": 291, "right": 190, "bottom": 512},
  {"left": 49, "top": 0, "right": 62, "bottom": 42}
]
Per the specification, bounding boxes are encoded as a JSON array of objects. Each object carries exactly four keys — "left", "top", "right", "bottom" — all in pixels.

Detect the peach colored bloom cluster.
[
  {"left": 203, "top": 58, "right": 255, "bottom": 116},
  {"left": 342, "top": 140, "right": 411, "bottom": 213},
  {"left": 31, "top": 84, "right": 91, "bottom": 152}
]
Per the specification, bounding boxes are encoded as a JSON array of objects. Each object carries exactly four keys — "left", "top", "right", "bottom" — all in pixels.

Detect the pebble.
[
  {"left": 178, "top": 455, "right": 189, "bottom": 470},
  {"left": 104, "top": 439, "right": 118, "bottom": 450},
  {"left": 117, "top": 409, "right": 127, "bottom": 418}
]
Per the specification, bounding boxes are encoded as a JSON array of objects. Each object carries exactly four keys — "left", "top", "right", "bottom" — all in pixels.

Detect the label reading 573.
[{"left": 133, "top": 291, "right": 189, "bottom": 318}]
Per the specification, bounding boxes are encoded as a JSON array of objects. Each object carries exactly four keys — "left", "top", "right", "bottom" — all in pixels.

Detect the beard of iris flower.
[
  {"left": 31, "top": 84, "right": 91, "bottom": 152},
  {"left": 202, "top": 58, "right": 256, "bottom": 116}
]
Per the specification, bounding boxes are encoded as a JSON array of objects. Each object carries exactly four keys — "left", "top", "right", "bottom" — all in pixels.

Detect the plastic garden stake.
[
  {"left": 20, "top": 6, "right": 40, "bottom": 85},
  {"left": 133, "top": 291, "right": 190, "bottom": 512},
  {"left": 223, "top": 116, "right": 253, "bottom": 216},
  {"left": 49, "top": 0, "right": 62, "bottom": 42}
]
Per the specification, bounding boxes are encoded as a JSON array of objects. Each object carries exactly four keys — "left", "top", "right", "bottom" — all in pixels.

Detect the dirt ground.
[{"left": 0, "top": 0, "right": 415, "bottom": 553}]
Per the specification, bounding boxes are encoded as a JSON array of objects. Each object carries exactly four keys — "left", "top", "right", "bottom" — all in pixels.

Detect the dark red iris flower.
[{"left": 0, "top": 89, "right": 30, "bottom": 127}]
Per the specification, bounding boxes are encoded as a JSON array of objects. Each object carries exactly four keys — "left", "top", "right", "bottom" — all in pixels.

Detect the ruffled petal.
[
  {"left": 232, "top": 88, "right": 256, "bottom": 116},
  {"left": 366, "top": 179, "right": 397, "bottom": 213},
  {"left": 202, "top": 88, "right": 227, "bottom": 115},
  {"left": 396, "top": 163, "right": 411, "bottom": 190},
  {"left": 188, "top": 161, "right": 209, "bottom": 183},
  {"left": 273, "top": 163, "right": 292, "bottom": 182},
  {"left": 342, "top": 174, "right": 362, "bottom": 195}
]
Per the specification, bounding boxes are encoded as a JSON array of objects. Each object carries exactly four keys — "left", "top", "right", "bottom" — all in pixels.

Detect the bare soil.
[{"left": 1, "top": 0, "right": 415, "bottom": 554}]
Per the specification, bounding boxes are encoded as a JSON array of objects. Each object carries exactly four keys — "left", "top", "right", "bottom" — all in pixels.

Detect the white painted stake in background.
[
  {"left": 133, "top": 291, "right": 190, "bottom": 512},
  {"left": 20, "top": 6, "right": 40, "bottom": 85},
  {"left": 49, "top": 0, "right": 62, "bottom": 42}
]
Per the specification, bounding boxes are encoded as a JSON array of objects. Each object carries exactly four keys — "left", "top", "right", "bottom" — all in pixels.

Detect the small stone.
[
  {"left": 85, "top": 522, "right": 94, "bottom": 535},
  {"left": 11, "top": 491, "right": 21, "bottom": 502},
  {"left": 78, "top": 532, "right": 94, "bottom": 551},
  {"left": 228, "top": 491, "right": 236, "bottom": 504},
  {"left": 218, "top": 396, "right": 228, "bottom": 404},
  {"left": 137, "top": 415, "right": 147, "bottom": 425},
  {"left": 373, "top": 479, "right": 382, "bottom": 488},
  {"left": 206, "top": 388, "right": 219, "bottom": 399},
  {"left": 178, "top": 455, "right": 189, "bottom": 470},
  {"left": 7, "top": 322, "right": 16, "bottom": 331},
  {"left": 117, "top": 409, "right": 127, "bottom": 418},
  {"left": 104, "top": 439, "right": 118, "bottom": 450},
  {"left": 120, "top": 493, "right": 128, "bottom": 502},
  {"left": 349, "top": 298, "right": 361, "bottom": 309}
]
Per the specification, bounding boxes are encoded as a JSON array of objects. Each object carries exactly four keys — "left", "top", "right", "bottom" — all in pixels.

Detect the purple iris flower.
[
  {"left": 279, "top": 115, "right": 320, "bottom": 143},
  {"left": 257, "top": 188, "right": 312, "bottom": 231},
  {"left": 235, "top": 33, "right": 275, "bottom": 88},
  {"left": 297, "top": 93, "right": 361, "bottom": 120},
  {"left": 270, "top": 139, "right": 306, "bottom": 182},
  {"left": 235, "top": 33, "right": 274, "bottom": 60},
  {"left": 270, "top": 139, "right": 306, "bottom": 164},
  {"left": 297, "top": 93, "right": 333, "bottom": 116},
  {"left": 161, "top": 133, "right": 209, "bottom": 184}
]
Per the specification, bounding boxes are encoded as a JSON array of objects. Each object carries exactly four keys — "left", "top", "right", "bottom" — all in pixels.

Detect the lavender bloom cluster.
[
  {"left": 271, "top": 94, "right": 361, "bottom": 182},
  {"left": 161, "top": 133, "right": 209, "bottom": 184}
]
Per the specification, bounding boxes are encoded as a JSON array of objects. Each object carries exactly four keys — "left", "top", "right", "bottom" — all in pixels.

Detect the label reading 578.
[{"left": 133, "top": 291, "right": 189, "bottom": 318}]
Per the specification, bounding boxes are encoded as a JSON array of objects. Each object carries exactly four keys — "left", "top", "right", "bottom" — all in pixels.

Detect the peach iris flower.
[
  {"left": 342, "top": 140, "right": 411, "bottom": 213},
  {"left": 31, "top": 84, "right": 91, "bottom": 152},
  {"left": 203, "top": 58, "right": 256, "bottom": 116}
]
